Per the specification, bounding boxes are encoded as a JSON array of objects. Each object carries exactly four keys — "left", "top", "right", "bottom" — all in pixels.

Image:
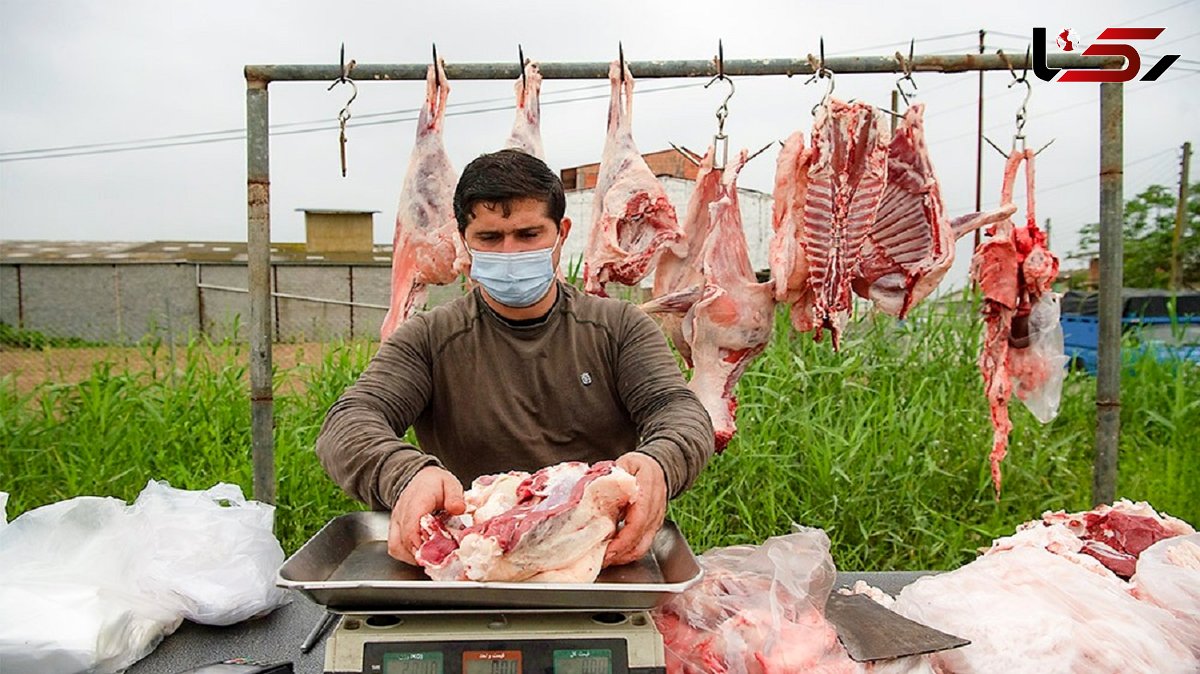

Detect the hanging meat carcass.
[
  {"left": 505, "top": 60, "right": 544, "bottom": 159},
  {"left": 854, "top": 104, "right": 1016, "bottom": 318},
  {"left": 649, "top": 146, "right": 723, "bottom": 365},
  {"left": 768, "top": 131, "right": 819, "bottom": 333},
  {"left": 380, "top": 59, "right": 461, "bottom": 340},
  {"left": 801, "top": 99, "right": 890, "bottom": 349},
  {"left": 682, "top": 150, "right": 776, "bottom": 451},
  {"left": 583, "top": 60, "right": 682, "bottom": 296},
  {"left": 970, "top": 147, "right": 1065, "bottom": 497}
]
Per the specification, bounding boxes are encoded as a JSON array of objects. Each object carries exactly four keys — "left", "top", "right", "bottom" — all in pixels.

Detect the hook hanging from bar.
[
  {"left": 618, "top": 41, "right": 626, "bottom": 84},
  {"left": 326, "top": 42, "right": 358, "bottom": 177},
  {"left": 806, "top": 37, "right": 835, "bottom": 115},
  {"left": 894, "top": 38, "right": 918, "bottom": 106},
  {"left": 705, "top": 39, "right": 735, "bottom": 169},
  {"left": 432, "top": 43, "right": 442, "bottom": 88},
  {"left": 518, "top": 44, "right": 526, "bottom": 92}
]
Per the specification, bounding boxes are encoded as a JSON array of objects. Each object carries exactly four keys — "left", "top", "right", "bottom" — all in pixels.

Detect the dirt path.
[{"left": 0, "top": 342, "right": 364, "bottom": 396}]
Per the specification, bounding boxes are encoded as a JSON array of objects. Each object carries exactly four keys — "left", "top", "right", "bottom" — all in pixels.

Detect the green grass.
[{"left": 2, "top": 295, "right": 1196, "bottom": 570}]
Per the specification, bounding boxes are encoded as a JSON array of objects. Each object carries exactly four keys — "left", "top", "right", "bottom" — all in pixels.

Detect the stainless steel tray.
[{"left": 277, "top": 512, "right": 703, "bottom": 612}]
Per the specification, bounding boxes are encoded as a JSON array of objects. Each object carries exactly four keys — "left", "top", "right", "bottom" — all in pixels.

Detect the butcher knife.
[{"left": 823, "top": 592, "right": 970, "bottom": 662}]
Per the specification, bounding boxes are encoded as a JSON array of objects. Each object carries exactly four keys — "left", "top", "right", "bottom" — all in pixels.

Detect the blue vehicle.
[{"left": 1060, "top": 289, "right": 1200, "bottom": 374}]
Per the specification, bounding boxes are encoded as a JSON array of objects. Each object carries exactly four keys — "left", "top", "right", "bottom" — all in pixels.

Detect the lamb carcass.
[
  {"left": 504, "top": 60, "right": 544, "bottom": 159},
  {"left": 380, "top": 59, "right": 462, "bottom": 340},
  {"left": 583, "top": 60, "right": 682, "bottom": 296},
  {"left": 802, "top": 99, "right": 890, "bottom": 349},
  {"left": 969, "top": 148, "right": 1063, "bottom": 496},
  {"left": 854, "top": 104, "right": 1016, "bottom": 317},
  {"left": 768, "top": 131, "right": 819, "bottom": 333},
  {"left": 683, "top": 150, "right": 776, "bottom": 451},
  {"left": 414, "top": 461, "right": 637, "bottom": 582},
  {"left": 649, "top": 146, "right": 723, "bottom": 365}
]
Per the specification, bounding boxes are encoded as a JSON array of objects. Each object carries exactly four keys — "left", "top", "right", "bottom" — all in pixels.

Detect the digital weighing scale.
[
  {"left": 278, "top": 513, "right": 702, "bottom": 674},
  {"left": 323, "top": 610, "right": 665, "bottom": 674}
]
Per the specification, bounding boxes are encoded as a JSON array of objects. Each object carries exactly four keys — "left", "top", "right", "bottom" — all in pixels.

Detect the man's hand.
[
  {"left": 605, "top": 452, "right": 668, "bottom": 567},
  {"left": 387, "top": 466, "right": 466, "bottom": 565}
]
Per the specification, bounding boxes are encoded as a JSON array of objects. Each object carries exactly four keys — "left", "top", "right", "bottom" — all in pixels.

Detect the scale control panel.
[{"left": 325, "top": 611, "right": 665, "bottom": 674}]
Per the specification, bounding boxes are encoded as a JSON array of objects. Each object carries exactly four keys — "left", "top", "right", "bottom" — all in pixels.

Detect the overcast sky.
[{"left": 1, "top": 0, "right": 1197, "bottom": 291}]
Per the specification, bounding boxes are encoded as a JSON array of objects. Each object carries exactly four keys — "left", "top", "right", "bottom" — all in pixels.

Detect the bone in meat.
[
  {"left": 684, "top": 150, "right": 776, "bottom": 451},
  {"left": 802, "top": 99, "right": 890, "bottom": 349},
  {"left": 380, "top": 59, "right": 461, "bottom": 340},
  {"left": 583, "top": 61, "right": 682, "bottom": 296},
  {"left": 969, "top": 148, "right": 1061, "bottom": 496},
  {"left": 504, "top": 61, "right": 544, "bottom": 159},
  {"left": 768, "top": 131, "right": 819, "bottom": 333},
  {"left": 854, "top": 104, "right": 1015, "bottom": 318}
]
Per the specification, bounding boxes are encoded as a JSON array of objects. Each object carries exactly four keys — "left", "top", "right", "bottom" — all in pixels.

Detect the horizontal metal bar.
[
  {"left": 197, "top": 281, "right": 389, "bottom": 310},
  {"left": 246, "top": 53, "right": 1122, "bottom": 83}
]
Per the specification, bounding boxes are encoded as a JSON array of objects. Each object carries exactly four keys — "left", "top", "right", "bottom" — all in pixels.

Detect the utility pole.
[
  {"left": 1172, "top": 141, "right": 1192, "bottom": 291},
  {"left": 1045, "top": 217, "right": 1052, "bottom": 251}
]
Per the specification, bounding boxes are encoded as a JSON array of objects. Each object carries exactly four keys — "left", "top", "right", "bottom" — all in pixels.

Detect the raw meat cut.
[
  {"left": 649, "top": 146, "right": 722, "bottom": 365},
  {"left": 1031, "top": 499, "right": 1195, "bottom": 577},
  {"left": 583, "top": 60, "right": 682, "bottom": 296},
  {"left": 969, "top": 148, "right": 1062, "bottom": 496},
  {"left": 854, "top": 104, "right": 1016, "bottom": 317},
  {"left": 414, "top": 461, "right": 637, "bottom": 582},
  {"left": 893, "top": 503, "right": 1199, "bottom": 673},
  {"left": 380, "top": 59, "right": 461, "bottom": 340},
  {"left": 682, "top": 150, "right": 776, "bottom": 451},
  {"left": 504, "top": 60, "right": 544, "bottom": 159},
  {"left": 801, "top": 99, "right": 890, "bottom": 349},
  {"left": 768, "top": 131, "right": 819, "bottom": 333}
]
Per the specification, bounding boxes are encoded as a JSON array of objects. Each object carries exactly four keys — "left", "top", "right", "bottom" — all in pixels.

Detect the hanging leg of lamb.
[
  {"left": 802, "top": 100, "right": 890, "bottom": 349},
  {"left": 768, "top": 131, "right": 819, "bottom": 334},
  {"left": 504, "top": 60, "right": 544, "bottom": 159},
  {"left": 583, "top": 60, "right": 682, "bottom": 296},
  {"left": 854, "top": 104, "right": 1016, "bottom": 317},
  {"left": 970, "top": 148, "right": 1061, "bottom": 497},
  {"left": 648, "top": 146, "right": 722, "bottom": 365},
  {"left": 415, "top": 461, "right": 638, "bottom": 582},
  {"left": 380, "top": 59, "right": 461, "bottom": 340},
  {"left": 684, "top": 150, "right": 777, "bottom": 451}
]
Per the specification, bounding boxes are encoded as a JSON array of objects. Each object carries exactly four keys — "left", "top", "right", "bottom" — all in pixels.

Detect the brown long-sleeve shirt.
[{"left": 316, "top": 282, "right": 715, "bottom": 511}]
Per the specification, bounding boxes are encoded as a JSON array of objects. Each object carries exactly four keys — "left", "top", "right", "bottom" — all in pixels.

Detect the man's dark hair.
[{"left": 453, "top": 149, "right": 566, "bottom": 234}]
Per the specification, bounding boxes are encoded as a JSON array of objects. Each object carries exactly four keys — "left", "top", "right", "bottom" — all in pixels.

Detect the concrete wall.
[{"left": 0, "top": 265, "right": 18, "bottom": 327}]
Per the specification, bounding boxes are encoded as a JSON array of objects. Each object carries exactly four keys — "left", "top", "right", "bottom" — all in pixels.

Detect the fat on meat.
[
  {"left": 649, "top": 146, "right": 723, "bottom": 365},
  {"left": 893, "top": 502, "right": 1200, "bottom": 673},
  {"left": 1135, "top": 533, "right": 1200, "bottom": 657},
  {"left": 969, "top": 148, "right": 1063, "bottom": 496},
  {"left": 768, "top": 131, "right": 819, "bottom": 334},
  {"left": 504, "top": 60, "right": 544, "bottom": 159},
  {"left": 682, "top": 150, "right": 776, "bottom": 451},
  {"left": 380, "top": 59, "right": 463, "bottom": 340},
  {"left": 802, "top": 99, "right": 890, "bottom": 349},
  {"left": 854, "top": 104, "right": 1016, "bottom": 318},
  {"left": 414, "top": 461, "right": 637, "bottom": 582},
  {"left": 583, "top": 61, "right": 682, "bottom": 296}
]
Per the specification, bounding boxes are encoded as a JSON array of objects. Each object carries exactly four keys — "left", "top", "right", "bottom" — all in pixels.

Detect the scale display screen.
[
  {"left": 382, "top": 651, "right": 444, "bottom": 674},
  {"left": 463, "top": 650, "right": 521, "bottom": 673},
  {"left": 553, "top": 649, "right": 613, "bottom": 674}
]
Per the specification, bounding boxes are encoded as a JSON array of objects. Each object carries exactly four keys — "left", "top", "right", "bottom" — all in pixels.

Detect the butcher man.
[{"left": 316, "top": 149, "right": 715, "bottom": 568}]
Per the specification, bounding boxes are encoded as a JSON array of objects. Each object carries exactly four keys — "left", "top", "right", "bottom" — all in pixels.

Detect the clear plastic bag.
[
  {"left": 1010, "top": 291, "right": 1068, "bottom": 423},
  {"left": 0, "top": 481, "right": 290, "bottom": 674}
]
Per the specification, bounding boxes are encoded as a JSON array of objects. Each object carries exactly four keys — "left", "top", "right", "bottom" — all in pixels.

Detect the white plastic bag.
[
  {"left": 1010, "top": 291, "right": 1068, "bottom": 423},
  {"left": 0, "top": 481, "right": 290, "bottom": 674}
]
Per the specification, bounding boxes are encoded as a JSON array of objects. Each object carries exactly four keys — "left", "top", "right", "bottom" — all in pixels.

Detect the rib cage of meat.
[
  {"left": 650, "top": 147, "right": 722, "bottom": 365},
  {"left": 801, "top": 99, "right": 890, "bottom": 349},
  {"left": 504, "top": 61, "right": 544, "bottom": 159},
  {"left": 969, "top": 147, "right": 1061, "bottom": 497},
  {"left": 380, "top": 60, "right": 461, "bottom": 340},
  {"left": 768, "top": 131, "right": 818, "bottom": 334},
  {"left": 854, "top": 104, "right": 1016, "bottom": 319},
  {"left": 683, "top": 150, "right": 776, "bottom": 451},
  {"left": 583, "top": 61, "right": 682, "bottom": 296}
]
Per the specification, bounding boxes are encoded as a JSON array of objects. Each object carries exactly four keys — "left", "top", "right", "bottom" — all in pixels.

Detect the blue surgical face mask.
[{"left": 469, "top": 237, "right": 561, "bottom": 308}]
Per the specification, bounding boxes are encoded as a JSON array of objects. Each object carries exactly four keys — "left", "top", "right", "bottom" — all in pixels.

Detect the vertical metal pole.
[
  {"left": 1093, "top": 82, "right": 1123, "bottom": 507},
  {"left": 1172, "top": 141, "right": 1192, "bottom": 291},
  {"left": 890, "top": 90, "right": 899, "bottom": 134},
  {"left": 974, "top": 30, "right": 985, "bottom": 249},
  {"left": 247, "top": 80, "right": 276, "bottom": 505}
]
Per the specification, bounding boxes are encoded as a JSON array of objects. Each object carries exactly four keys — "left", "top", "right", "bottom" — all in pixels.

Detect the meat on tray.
[
  {"left": 414, "top": 461, "right": 637, "bottom": 582},
  {"left": 505, "top": 60, "right": 544, "bottom": 159},
  {"left": 380, "top": 58, "right": 463, "bottom": 340},
  {"left": 583, "top": 59, "right": 682, "bottom": 296}
]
